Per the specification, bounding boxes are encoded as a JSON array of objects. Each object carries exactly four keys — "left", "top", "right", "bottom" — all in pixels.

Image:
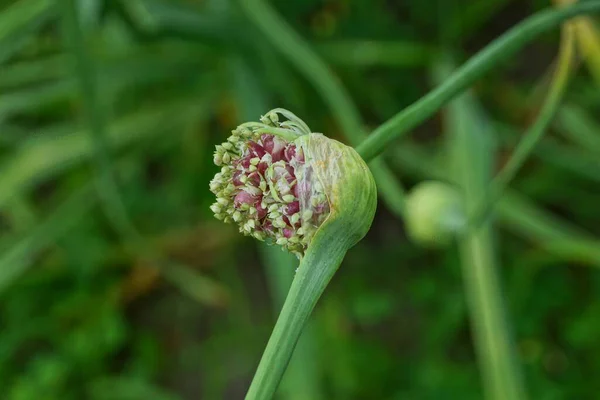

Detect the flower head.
[{"left": 210, "top": 109, "right": 332, "bottom": 257}]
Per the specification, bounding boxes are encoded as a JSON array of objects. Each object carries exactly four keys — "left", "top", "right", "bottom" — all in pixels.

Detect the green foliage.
[{"left": 1, "top": 0, "right": 600, "bottom": 398}]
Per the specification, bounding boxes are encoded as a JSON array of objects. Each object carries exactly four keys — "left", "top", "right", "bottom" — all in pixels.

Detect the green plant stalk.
[
  {"left": 556, "top": 105, "right": 600, "bottom": 153},
  {"left": 246, "top": 221, "right": 352, "bottom": 400},
  {"left": 239, "top": 121, "right": 377, "bottom": 398},
  {"left": 458, "top": 227, "right": 524, "bottom": 400},
  {"left": 260, "top": 245, "right": 322, "bottom": 400},
  {"left": 356, "top": 1, "right": 600, "bottom": 161},
  {"left": 0, "top": 0, "right": 54, "bottom": 63},
  {"left": 239, "top": 0, "right": 406, "bottom": 217},
  {"left": 470, "top": 23, "right": 575, "bottom": 226},
  {"left": 0, "top": 185, "right": 95, "bottom": 293},
  {"left": 440, "top": 58, "right": 525, "bottom": 399}
]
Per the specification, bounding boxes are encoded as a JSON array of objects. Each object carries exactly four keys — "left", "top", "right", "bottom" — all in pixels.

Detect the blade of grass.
[
  {"left": 439, "top": 57, "right": 526, "bottom": 400},
  {"left": 1, "top": 2, "right": 225, "bottom": 306},
  {"left": 356, "top": 1, "right": 600, "bottom": 161},
  {"left": 4, "top": 195, "right": 37, "bottom": 234},
  {"left": 0, "top": 161, "right": 229, "bottom": 306},
  {"left": 60, "top": 0, "right": 156, "bottom": 239},
  {"left": 239, "top": 0, "right": 406, "bottom": 217},
  {"left": 160, "top": 261, "right": 230, "bottom": 308},
  {"left": 0, "top": 80, "right": 74, "bottom": 119},
  {"left": 0, "top": 54, "right": 67, "bottom": 88},
  {"left": 0, "top": 47, "right": 209, "bottom": 91},
  {"left": 556, "top": 104, "right": 600, "bottom": 154},
  {"left": 447, "top": 0, "right": 514, "bottom": 42},
  {"left": 0, "top": 185, "right": 95, "bottom": 293},
  {"left": 494, "top": 195, "right": 600, "bottom": 265},
  {"left": 0, "top": 0, "right": 55, "bottom": 63},
  {"left": 0, "top": 101, "right": 199, "bottom": 209},
  {"left": 495, "top": 122, "right": 600, "bottom": 183},
  {"left": 0, "top": 59, "right": 219, "bottom": 305},
  {"left": 315, "top": 40, "right": 433, "bottom": 68},
  {"left": 117, "top": 0, "right": 247, "bottom": 46},
  {"left": 470, "top": 21, "right": 575, "bottom": 226},
  {"left": 0, "top": 62, "right": 213, "bottom": 122},
  {"left": 87, "top": 376, "right": 182, "bottom": 400},
  {"left": 61, "top": 0, "right": 225, "bottom": 307}
]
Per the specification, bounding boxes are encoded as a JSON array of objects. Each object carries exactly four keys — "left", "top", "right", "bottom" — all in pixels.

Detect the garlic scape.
[{"left": 209, "top": 109, "right": 377, "bottom": 399}]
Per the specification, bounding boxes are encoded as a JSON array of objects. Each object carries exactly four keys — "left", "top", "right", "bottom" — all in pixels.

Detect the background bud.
[{"left": 405, "top": 181, "right": 465, "bottom": 247}]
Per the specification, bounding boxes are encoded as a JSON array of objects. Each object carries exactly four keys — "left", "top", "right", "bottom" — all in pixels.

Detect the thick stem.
[
  {"left": 246, "top": 221, "right": 351, "bottom": 400},
  {"left": 259, "top": 244, "right": 323, "bottom": 400},
  {"left": 458, "top": 230, "right": 525, "bottom": 400}
]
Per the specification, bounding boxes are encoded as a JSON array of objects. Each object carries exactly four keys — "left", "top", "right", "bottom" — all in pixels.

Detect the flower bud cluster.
[{"left": 209, "top": 110, "right": 330, "bottom": 256}]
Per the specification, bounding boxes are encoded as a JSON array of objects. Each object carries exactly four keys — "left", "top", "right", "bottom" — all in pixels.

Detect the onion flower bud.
[
  {"left": 209, "top": 108, "right": 376, "bottom": 257},
  {"left": 215, "top": 109, "right": 377, "bottom": 399}
]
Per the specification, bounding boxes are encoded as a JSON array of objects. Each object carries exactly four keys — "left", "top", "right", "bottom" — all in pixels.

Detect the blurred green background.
[{"left": 2, "top": 0, "right": 600, "bottom": 399}]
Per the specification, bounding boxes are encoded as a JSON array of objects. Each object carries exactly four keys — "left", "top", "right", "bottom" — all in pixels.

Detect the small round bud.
[{"left": 405, "top": 181, "right": 465, "bottom": 247}]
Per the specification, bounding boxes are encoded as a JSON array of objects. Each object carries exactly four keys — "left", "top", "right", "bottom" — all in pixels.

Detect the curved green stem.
[
  {"left": 356, "top": 1, "right": 600, "bottom": 161},
  {"left": 470, "top": 22, "right": 576, "bottom": 226},
  {"left": 239, "top": 0, "right": 406, "bottom": 217},
  {"left": 246, "top": 221, "right": 352, "bottom": 400}
]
